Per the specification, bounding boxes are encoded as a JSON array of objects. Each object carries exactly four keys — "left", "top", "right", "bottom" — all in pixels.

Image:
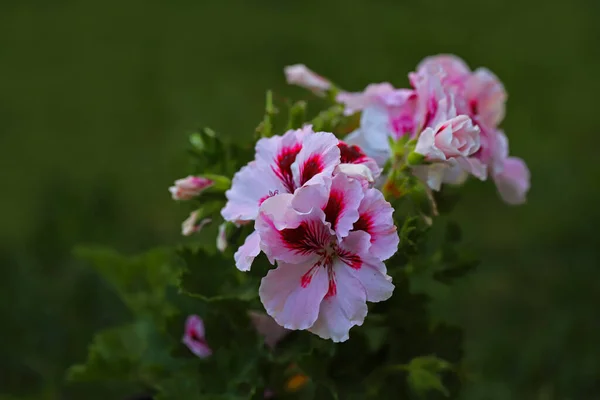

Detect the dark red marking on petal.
[
  {"left": 352, "top": 213, "right": 373, "bottom": 233},
  {"left": 338, "top": 248, "right": 362, "bottom": 270},
  {"left": 324, "top": 266, "right": 337, "bottom": 298},
  {"left": 272, "top": 143, "right": 302, "bottom": 193},
  {"left": 299, "top": 154, "right": 324, "bottom": 186},
  {"left": 300, "top": 263, "right": 320, "bottom": 288},
  {"left": 190, "top": 329, "right": 207, "bottom": 345},
  {"left": 338, "top": 142, "right": 366, "bottom": 164},
  {"left": 469, "top": 99, "right": 478, "bottom": 115},
  {"left": 281, "top": 221, "right": 329, "bottom": 255},
  {"left": 323, "top": 189, "right": 344, "bottom": 231}
]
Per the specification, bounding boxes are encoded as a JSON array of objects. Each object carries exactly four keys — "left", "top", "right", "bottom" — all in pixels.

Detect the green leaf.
[
  {"left": 67, "top": 318, "right": 181, "bottom": 385},
  {"left": 73, "top": 247, "right": 180, "bottom": 323},
  {"left": 177, "top": 246, "right": 259, "bottom": 303},
  {"left": 406, "top": 356, "right": 452, "bottom": 398}
]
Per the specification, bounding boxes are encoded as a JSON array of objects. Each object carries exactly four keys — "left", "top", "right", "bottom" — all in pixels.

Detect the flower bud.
[
  {"left": 169, "top": 176, "right": 213, "bottom": 200},
  {"left": 181, "top": 211, "right": 211, "bottom": 236},
  {"left": 284, "top": 64, "right": 331, "bottom": 95}
]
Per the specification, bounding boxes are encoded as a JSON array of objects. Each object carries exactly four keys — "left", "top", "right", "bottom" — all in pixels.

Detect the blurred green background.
[{"left": 1, "top": 0, "right": 599, "bottom": 399}]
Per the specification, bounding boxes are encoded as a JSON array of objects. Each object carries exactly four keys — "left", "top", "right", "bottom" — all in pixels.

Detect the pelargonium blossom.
[
  {"left": 256, "top": 173, "right": 398, "bottom": 342},
  {"left": 221, "top": 126, "right": 381, "bottom": 271},
  {"left": 337, "top": 54, "right": 530, "bottom": 203},
  {"left": 182, "top": 314, "right": 212, "bottom": 359}
]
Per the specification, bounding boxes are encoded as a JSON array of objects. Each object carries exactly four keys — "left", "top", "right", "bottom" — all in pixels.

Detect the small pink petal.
[
  {"left": 494, "top": 157, "right": 530, "bottom": 205},
  {"left": 465, "top": 67, "right": 507, "bottom": 128},
  {"left": 234, "top": 230, "right": 261, "bottom": 272},
  {"left": 291, "top": 131, "right": 340, "bottom": 189},
  {"left": 322, "top": 173, "right": 364, "bottom": 240},
  {"left": 353, "top": 189, "right": 399, "bottom": 261}
]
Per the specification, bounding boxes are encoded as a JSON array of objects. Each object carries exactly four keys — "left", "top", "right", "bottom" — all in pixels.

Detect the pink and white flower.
[
  {"left": 339, "top": 54, "right": 528, "bottom": 197},
  {"left": 413, "top": 114, "right": 487, "bottom": 189},
  {"left": 182, "top": 314, "right": 212, "bottom": 359},
  {"left": 415, "top": 115, "right": 481, "bottom": 161},
  {"left": 221, "top": 126, "right": 381, "bottom": 271},
  {"left": 256, "top": 174, "right": 397, "bottom": 342},
  {"left": 284, "top": 64, "right": 332, "bottom": 95},
  {"left": 169, "top": 176, "right": 213, "bottom": 200}
]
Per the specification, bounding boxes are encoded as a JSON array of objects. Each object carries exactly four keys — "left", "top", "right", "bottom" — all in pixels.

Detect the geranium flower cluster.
[
  {"left": 170, "top": 54, "right": 531, "bottom": 347},
  {"left": 286, "top": 55, "right": 530, "bottom": 204},
  {"left": 221, "top": 126, "right": 398, "bottom": 342}
]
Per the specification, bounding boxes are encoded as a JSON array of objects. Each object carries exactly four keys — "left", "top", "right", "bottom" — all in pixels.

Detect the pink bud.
[
  {"left": 182, "top": 315, "right": 212, "bottom": 359},
  {"left": 181, "top": 211, "right": 210, "bottom": 236},
  {"left": 284, "top": 64, "right": 331, "bottom": 95},
  {"left": 169, "top": 176, "right": 213, "bottom": 201},
  {"left": 216, "top": 222, "right": 228, "bottom": 252}
]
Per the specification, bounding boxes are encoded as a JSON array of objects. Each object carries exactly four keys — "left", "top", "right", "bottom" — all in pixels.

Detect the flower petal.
[
  {"left": 308, "top": 263, "right": 367, "bottom": 342},
  {"left": 234, "top": 230, "right": 261, "bottom": 271},
  {"left": 291, "top": 131, "right": 340, "bottom": 189},
  {"left": 259, "top": 261, "right": 329, "bottom": 330},
  {"left": 343, "top": 106, "right": 392, "bottom": 167},
  {"left": 494, "top": 156, "right": 530, "bottom": 205},
  {"left": 338, "top": 231, "right": 395, "bottom": 302},
  {"left": 323, "top": 173, "right": 364, "bottom": 240},
  {"left": 221, "top": 161, "right": 285, "bottom": 224},
  {"left": 353, "top": 189, "right": 399, "bottom": 261}
]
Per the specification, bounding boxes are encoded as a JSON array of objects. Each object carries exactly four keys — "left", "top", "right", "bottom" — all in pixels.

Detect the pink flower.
[
  {"left": 248, "top": 310, "right": 291, "bottom": 349},
  {"left": 182, "top": 315, "right": 212, "bottom": 359},
  {"left": 415, "top": 115, "right": 481, "bottom": 161},
  {"left": 222, "top": 127, "right": 340, "bottom": 271},
  {"left": 181, "top": 212, "right": 211, "bottom": 236},
  {"left": 169, "top": 176, "right": 213, "bottom": 200},
  {"left": 221, "top": 127, "right": 381, "bottom": 272},
  {"left": 284, "top": 64, "right": 332, "bottom": 95},
  {"left": 413, "top": 114, "right": 486, "bottom": 186},
  {"left": 256, "top": 174, "right": 397, "bottom": 342}
]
